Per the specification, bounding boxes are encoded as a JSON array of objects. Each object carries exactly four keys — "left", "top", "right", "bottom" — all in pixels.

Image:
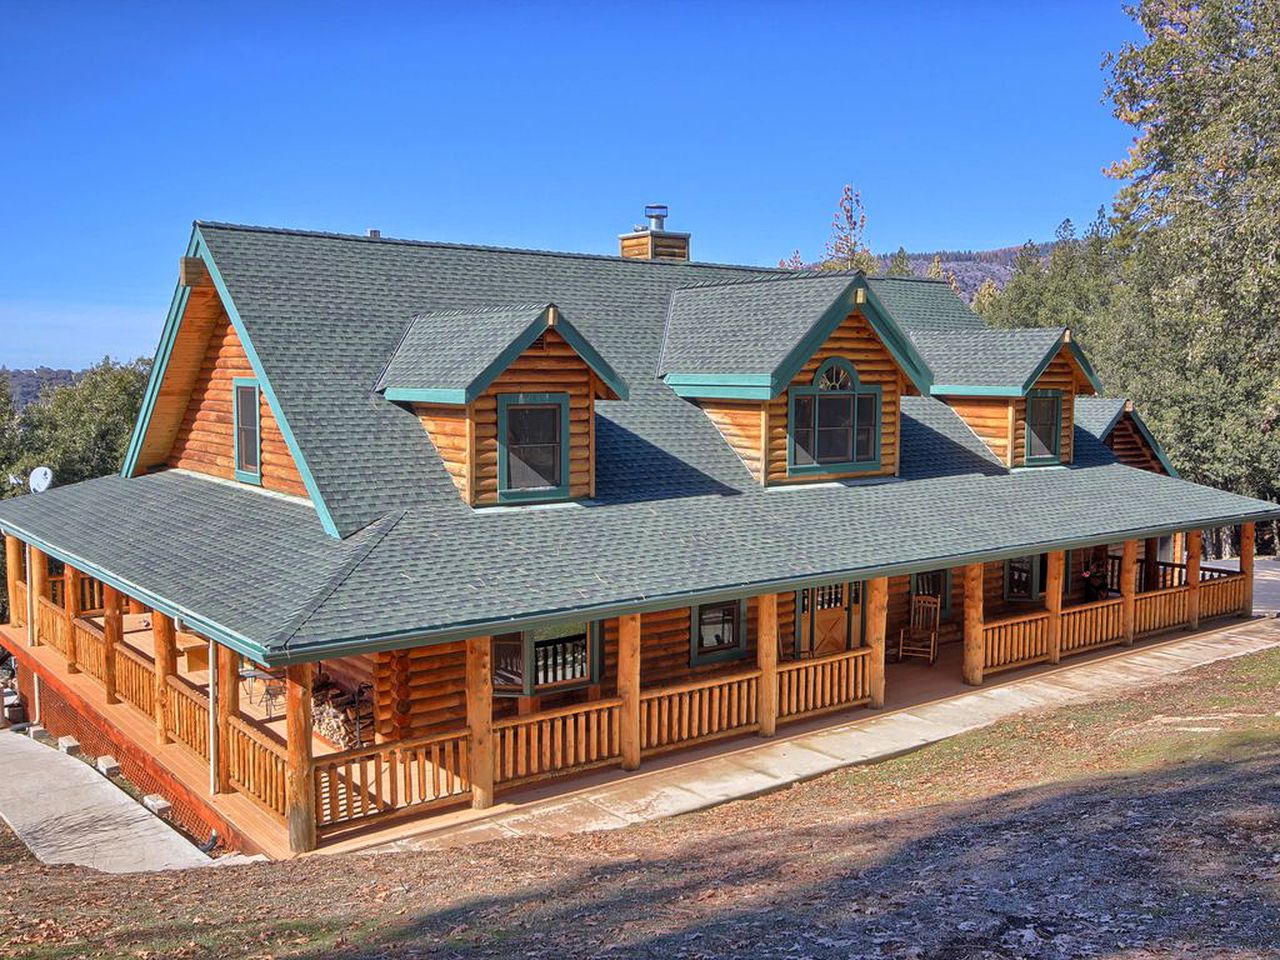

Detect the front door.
[{"left": 798, "top": 582, "right": 861, "bottom": 657}]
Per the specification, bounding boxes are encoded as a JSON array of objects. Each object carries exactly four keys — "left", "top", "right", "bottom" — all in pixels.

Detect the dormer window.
[
  {"left": 1026, "top": 389, "right": 1062, "bottom": 466},
  {"left": 788, "top": 358, "right": 881, "bottom": 475},
  {"left": 498, "top": 393, "right": 570, "bottom": 502}
]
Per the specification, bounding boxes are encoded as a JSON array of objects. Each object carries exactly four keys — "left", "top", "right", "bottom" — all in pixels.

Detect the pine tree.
[
  {"left": 971, "top": 278, "right": 1000, "bottom": 317},
  {"left": 886, "top": 247, "right": 913, "bottom": 277},
  {"left": 821, "top": 184, "right": 880, "bottom": 274},
  {"left": 926, "top": 255, "right": 944, "bottom": 279}
]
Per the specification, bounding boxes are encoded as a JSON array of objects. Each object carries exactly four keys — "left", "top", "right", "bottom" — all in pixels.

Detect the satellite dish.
[{"left": 28, "top": 467, "right": 53, "bottom": 494}]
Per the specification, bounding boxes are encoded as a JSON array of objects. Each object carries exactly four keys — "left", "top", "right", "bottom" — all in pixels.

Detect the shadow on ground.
[{"left": 136, "top": 744, "right": 1280, "bottom": 959}]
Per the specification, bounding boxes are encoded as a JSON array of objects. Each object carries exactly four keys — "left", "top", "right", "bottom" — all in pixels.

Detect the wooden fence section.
[
  {"left": 227, "top": 717, "right": 288, "bottom": 819},
  {"left": 1135, "top": 585, "right": 1189, "bottom": 636},
  {"left": 1059, "top": 597, "right": 1126, "bottom": 655},
  {"left": 1199, "top": 573, "right": 1247, "bottom": 620},
  {"left": 78, "top": 576, "right": 106, "bottom": 615},
  {"left": 115, "top": 642, "right": 155, "bottom": 716},
  {"left": 778, "top": 648, "right": 871, "bottom": 721},
  {"left": 494, "top": 698, "right": 622, "bottom": 786},
  {"left": 12, "top": 580, "right": 26, "bottom": 627},
  {"left": 313, "top": 728, "right": 471, "bottom": 830},
  {"left": 36, "top": 597, "right": 67, "bottom": 656},
  {"left": 983, "top": 610, "right": 1051, "bottom": 672},
  {"left": 47, "top": 577, "right": 65, "bottom": 609},
  {"left": 640, "top": 670, "right": 760, "bottom": 753},
  {"left": 72, "top": 617, "right": 107, "bottom": 682},
  {"left": 165, "top": 675, "right": 210, "bottom": 760}
]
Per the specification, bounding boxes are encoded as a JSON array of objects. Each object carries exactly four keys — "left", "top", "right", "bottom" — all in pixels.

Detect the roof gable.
[
  {"left": 658, "top": 273, "right": 931, "bottom": 399},
  {"left": 921, "top": 329, "right": 1104, "bottom": 397},
  {"left": 376, "top": 302, "right": 627, "bottom": 404}
]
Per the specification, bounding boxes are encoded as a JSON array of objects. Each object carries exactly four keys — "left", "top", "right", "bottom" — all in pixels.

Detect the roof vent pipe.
[{"left": 644, "top": 204, "right": 668, "bottom": 232}]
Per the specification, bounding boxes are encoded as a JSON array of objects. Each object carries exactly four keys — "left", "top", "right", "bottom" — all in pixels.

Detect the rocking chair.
[{"left": 897, "top": 595, "right": 940, "bottom": 665}]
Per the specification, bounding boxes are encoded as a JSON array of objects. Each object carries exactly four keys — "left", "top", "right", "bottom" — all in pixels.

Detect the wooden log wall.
[
  {"left": 764, "top": 311, "right": 901, "bottom": 484},
  {"left": 371, "top": 642, "right": 468, "bottom": 742},
  {"left": 165, "top": 313, "right": 308, "bottom": 497},
  {"left": 412, "top": 329, "right": 596, "bottom": 506},
  {"left": 697, "top": 400, "right": 767, "bottom": 482},
  {"left": 1106, "top": 414, "right": 1166, "bottom": 474},
  {"left": 946, "top": 397, "right": 1014, "bottom": 465},
  {"left": 1021, "top": 347, "right": 1077, "bottom": 466}
]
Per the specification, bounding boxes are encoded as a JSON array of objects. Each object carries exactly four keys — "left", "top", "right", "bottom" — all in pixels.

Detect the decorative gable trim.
[{"left": 121, "top": 225, "right": 343, "bottom": 539}]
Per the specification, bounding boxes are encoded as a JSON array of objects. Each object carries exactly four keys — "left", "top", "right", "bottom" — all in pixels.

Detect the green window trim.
[
  {"left": 1024, "top": 389, "right": 1063, "bottom": 466},
  {"left": 1004, "top": 551, "right": 1072, "bottom": 602},
  {"left": 910, "top": 569, "right": 952, "bottom": 618},
  {"left": 493, "top": 620, "right": 603, "bottom": 697},
  {"left": 689, "top": 598, "right": 750, "bottom": 666},
  {"left": 496, "top": 392, "right": 572, "bottom": 504},
  {"left": 232, "top": 377, "right": 262, "bottom": 486},
  {"left": 787, "top": 357, "right": 882, "bottom": 477}
]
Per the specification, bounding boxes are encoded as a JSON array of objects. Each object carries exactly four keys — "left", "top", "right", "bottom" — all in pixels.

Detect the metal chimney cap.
[
  {"left": 644, "top": 204, "right": 669, "bottom": 219},
  {"left": 366, "top": 228, "right": 381, "bottom": 239}
]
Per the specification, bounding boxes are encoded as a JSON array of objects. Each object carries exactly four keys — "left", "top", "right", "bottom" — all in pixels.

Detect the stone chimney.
[{"left": 618, "top": 204, "right": 690, "bottom": 261}]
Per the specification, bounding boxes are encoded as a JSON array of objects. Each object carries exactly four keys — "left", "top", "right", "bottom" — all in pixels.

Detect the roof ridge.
[
  {"left": 868, "top": 275, "right": 953, "bottom": 285},
  {"left": 194, "top": 220, "right": 789, "bottom": 274},
  {"left": 673, "top": 271, "right": 860, "bottom": 292}
]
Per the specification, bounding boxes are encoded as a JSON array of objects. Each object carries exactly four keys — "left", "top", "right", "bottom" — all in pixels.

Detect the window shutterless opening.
[
  {"left": 493, "top": 621, "right": 602, "bottom": 696},
  {"left": 1025, "top": 390, "right": 1062, "bottom": 465},
  {"left": 232, "top": 378, "right": 261, "bottom": 485},
  {"left": 497, "top": 393, "right": 571, "bottom": 503},
  {"left": 788, "top": 358, "right": 881, "bottom": 475},
  {"left": 1004, "top": 551, "right": 1072, "bottom": 601},
  {"left": 689, "top": 599, "right": 749, "bottom": 666}
]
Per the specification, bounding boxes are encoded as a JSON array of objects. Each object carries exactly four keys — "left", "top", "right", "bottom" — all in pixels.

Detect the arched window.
[{"left": 788, "top": 358, "right": 881, "bottom": 473}]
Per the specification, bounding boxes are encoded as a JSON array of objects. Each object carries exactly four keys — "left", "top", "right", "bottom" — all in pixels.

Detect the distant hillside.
[
  {"left": 2, "top": 367, "right": 78, "bottom": 409},
  {"left": 875, "top": 242, "right": 1054, "bottom": 299}
]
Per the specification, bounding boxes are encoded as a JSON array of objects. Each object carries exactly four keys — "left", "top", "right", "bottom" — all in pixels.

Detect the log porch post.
[
  {"left": 152, "top": 612, "right": 177, "bottom": 745},
  {"left": 29, "top": 548, "right": 48, "bottom": 645},
  {"left": 1120, "top": 540, "right": 1138, "bottom": 646},
  {"left": 618, "top": 613, "right": 643, "bottom": 761},
  {"left": 63, "top": 566, "right": 82, "bottom": 673},
  {"left": 101, "top": 585, "right": 122, "bottom": 703},
  {"left": 465, "top": 636, "right": 495, "bottom": 807},
  {"left": 285, "top": 663, "right": 316, "bottom": 853},
  {"left": 1186, "top": 530, "right": 1203, "bottom": 630},
  {"left": 1045, "top": 550, "right": 1065, "bottom": 664},
  {"left": 215, "top": 643, "right": 239, "bottom": 793},
  {"left": 756, "top": 596, "right": 779, "bottom": 733},
  {"left": 962, "top": 563, "right": 984, "bottom": 685},
  {"left": 1241, "top": 521, "right": 1256, "bottom": 617},
  {"left": 866, "top": 578, "right": 888, "bottom": 708},
  {"left": 4, "top": 534, "right": 20, "bottom": 626}
]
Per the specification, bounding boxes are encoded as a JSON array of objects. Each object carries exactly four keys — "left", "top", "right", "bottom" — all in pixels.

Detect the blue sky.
[{"left": 1, "top": 2, "right": 1139, "bottom": 368}]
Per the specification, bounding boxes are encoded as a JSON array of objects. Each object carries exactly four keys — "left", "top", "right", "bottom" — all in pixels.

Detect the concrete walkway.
[
  {"left": 370, "top": 617, "right": 1280, "bottom": 855},
  {"left": 0, "top": 729, "right": 212, "bottom": 873}
]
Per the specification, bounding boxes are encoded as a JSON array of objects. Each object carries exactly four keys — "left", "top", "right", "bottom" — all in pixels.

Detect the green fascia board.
[
  {"left": 261, "top": 497, "right": 1280, "bottom": 666},
  {"left": 383, "top": 387, "right": 471, "bottom": 405},
  {"left": 662, "top": 278, "right": 934, "bottom": 401},
  {"left": 1065, "top": 339, "right": 1105, "bottom": 394},
  {"left": 0, "top": 516, "right": 268, "bottom": 663},
  {"left": 194, "top": 227, "right": 343, "bottom": 539},
  {"left": 119, "top": 231, "right": 201, "bottom": 478},
  {"left": 929, "top": 384, "right": 1025, "bottom": 398},
  {"left": 1019, "top": 335, "right": 1104, "bottom": 396},
  {"left": 1127, "top": 407, "right": 1180, "bottom": 478}
]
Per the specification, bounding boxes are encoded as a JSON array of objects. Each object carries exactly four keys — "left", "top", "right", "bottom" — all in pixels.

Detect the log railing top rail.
[
  {"left": 319, "top": 726, "right": 468, "bottom": 766},
  {"left": 494, "top": 696, "right": 625, "bottom": 728},
  {"left": 640, "top": 669, "right": 761, "bottom": 697},
  {"left": 984, "top": 608, "right": 1052, "bottom": 628},
  {"left": 777, "top": 646, "right": 870, "bottom": 672}
]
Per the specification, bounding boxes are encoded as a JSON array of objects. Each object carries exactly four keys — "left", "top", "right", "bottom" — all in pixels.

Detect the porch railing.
[
  {"left": 1059, "top": 597, "right": 1126, "bottom": 655},
  {"left": 494, "top": 698, "right": 622, "bottom": 786},
  {"left": 313, "top": 728, "right": 471, "bottom": 830},
  {"left": 983, "top": 610, "right": 1051, "bottom": 672},
  {"left": 1199, "top": 573, "right": 1247, "bottom": 620},
  {"left": 115, "top": 642, "right": 156, "bottom": 716},
  {"left": 73, "top": 617, "right": 107, "bottom": 682},
  {"left": 1135, "top": 584, "right": 1189, "bottom": 636},
  {"left": 165, "top": 674, "right": 211, "bottom": 761},
  {"left": 778, "top": 648, "right": 872, "bottom": 721},
  {"left": 36, "top": 597, "right": 67, "bottom": 656},
  {"left": 640, "top": 669, "right": 760, "bottom": 753},
  {"left": 227, "top": 717, "right": 288, "bottom": 819}
]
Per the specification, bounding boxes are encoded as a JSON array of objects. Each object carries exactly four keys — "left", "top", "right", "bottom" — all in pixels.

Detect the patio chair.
[{"left": 897, "top": 595, "right": 940, "bottom": 665}]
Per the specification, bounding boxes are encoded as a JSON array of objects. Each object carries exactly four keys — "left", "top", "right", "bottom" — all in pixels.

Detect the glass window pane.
[
  {"left": 508, "top": 443, "right": 559, "bottom": 489},
  {"left": 1007, "top": 557, "right": 1034, "bottom": 599},
  {"left": 794, "top": 428, "right": 816, "bottom": 465},
  {"left": 508, "top": 405, "right": 559, "bottom": 445},
  {"left": 697, "top": 603, "right": 739, "bottom": 654},
  {"left": 492, "top": 635, "right": 524, "bottom": 689},
  {"left": 1027, "top": 396, "right": 1059, "bottom": 460},
  {"left": 235, "top": 386, "right": 258, "bottom": 472},
  {"left": 817, "top": 427, "right": 852, "bottom": 463},
  {"left": 817, "top": 394, "right": 853, "bottom": 428}
]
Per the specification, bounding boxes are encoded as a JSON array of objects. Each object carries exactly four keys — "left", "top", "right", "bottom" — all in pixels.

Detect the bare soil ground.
[{"left": 4, "top": 648, "right": 1280, "bottom": 959}]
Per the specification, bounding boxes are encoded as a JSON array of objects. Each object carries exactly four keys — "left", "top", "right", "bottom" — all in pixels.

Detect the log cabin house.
[{"left": 2, "top": 212, "right": 1277, "bottom": 857}]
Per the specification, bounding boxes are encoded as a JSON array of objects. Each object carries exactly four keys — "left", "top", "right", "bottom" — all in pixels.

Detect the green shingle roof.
[
  {"left": 0, "top": 224, "right": 1269, "bottom": 663},
  {"left": 913, "top": 327, "right": 1068, "bottom": 390}
]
